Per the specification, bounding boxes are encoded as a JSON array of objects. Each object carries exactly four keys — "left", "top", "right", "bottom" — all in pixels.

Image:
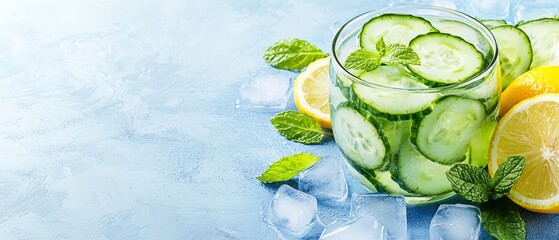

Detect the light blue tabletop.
[{"left": 0, "top": 0, "right": 557, "bottom": 239}]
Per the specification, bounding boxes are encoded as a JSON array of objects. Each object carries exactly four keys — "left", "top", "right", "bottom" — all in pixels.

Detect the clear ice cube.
[
  {"left": 429, "top": 204, "right": 481, "bottom": 240},
  {"left": 235, "top": 71, "right": 292, "bottom": 112},
  {"left": 350, "top": 193, "right": 407, "bottom": 240},
  {"left": 298, "top": 156, "right": 348, "bottom": 204},
  {"left": 470, "top": 0, "right": 511, "bottom": 19},
  {"left": 320, "top": 216, "right": 387, "bottom": 240},
  {"left": 268, "top": 184, "right": 324, "bottom": 239},
  {"left": 513, "top": 0, "right": 559, "bottom": 24}
]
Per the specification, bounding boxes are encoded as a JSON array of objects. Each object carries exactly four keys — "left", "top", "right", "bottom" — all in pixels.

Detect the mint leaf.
[
  {"left": 491, "top": 156, "right": 526, "bottom": 199},
  {"left": 270, "top": 110, "right": 324, "bottom": 144},
  {"left": 263, "top": 39, "right": 328, "bottom": 71},
  {"left": 344, "top": 49, "right": 380, "bottom": 71},
  {"left": 480, "top": 198, "right": 526, "bottom": 240},
  {"left": 446, "top": 164, "right": 492, "bottom": 203},
  {"left": 376, "top": 37, "right": 387, "bottom": 56},
  {"left": 381, "top": 43, "right": 421, "bottom": 65},
  {"left": 257, "top": 153, "right": 321, "bottom": 183}
]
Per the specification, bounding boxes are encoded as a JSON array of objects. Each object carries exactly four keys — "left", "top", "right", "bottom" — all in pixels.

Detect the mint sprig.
[
  {"left": 344, "top": 49, "right": 380, "bottom": 72},
  {"left": 344, "top": 37, "right": 420, "bottom": 72},
  {"left": 270, "top": 110, "right": 326, "bottom": 144},
  {"left": 490, "top": 156, "right": 526, "bottom": 199},
  {"left": 446, "top": 156, "right": 527, "bottom": 240},
  {"left": 481, "top": 198, "right": 526, "bottom": 240},
  {"left": 256, "top": 153, "right": 321, "bottom": 183},
  {"left": 446, "top": 164, "right": 492, "bottom": 203},
  {"left": 263, "top": 39, "right": 328, "bottom": 71}
]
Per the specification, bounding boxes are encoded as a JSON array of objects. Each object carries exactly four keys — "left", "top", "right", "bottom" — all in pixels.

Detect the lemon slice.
[
  {"left": 489, "top": 93, "right": 559, "bottom": 213},
  {"left": 294, "top": 57, "right": 331, "bottom": 129},
  {"left": 499, "top": 65, "right": 559, "bottom": 117}
]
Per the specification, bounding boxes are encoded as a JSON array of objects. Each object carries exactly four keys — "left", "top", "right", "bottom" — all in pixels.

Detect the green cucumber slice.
[
  {"left": 332, "top": 104, "right": 387, "bottom": 170},
  {"left": 408, "top": 33, "right": 485, "bottom": 84},
  {"left": 352, "top": 66, "right": 438, "bottom": 118},
  {"left": 469, "top": 120, "right": 497, "bottom": 167},
  {"left": 517, "top": 18, "right": 559, "bottom": 69},
  {"left": 432, "top": 19, "right": 489, "bottom": 54},
  {"left": 360, "top": 14, "right": 438, "bottom": 53},
  {"left": 491, "top": 25, "right": 533, "bottom": 89},
  {"left": 398, "top": 139, "right": 454, "bottom": 195},
  {"left": 412, "top": 96, "right": 487, "bottom": 165},
  {"left": 481, "top": 19, "right": 508, "bottom": 29}
]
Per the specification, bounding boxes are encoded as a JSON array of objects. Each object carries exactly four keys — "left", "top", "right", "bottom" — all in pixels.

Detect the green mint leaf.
[
  {"left": 446, "top": 164, "right": 492, "bottom": 203},
  {"left": 270, "top": 110, "right": 324, "bottom": 144},
  {"left": 343, "top": 49, "right": 380, "bottom": 72},
  {"left": 381, "top": 43, "right": 421, "bottom": 65},
  {"left": 480, "top": 198, "right": 526, "bottom": 240},
  {"left": 256, "top": 153, "right": 321, "bottom": 183},
  {"left": 263, "top": 39, "right": 328, "bottom": 71},
  {"left": 376, "top": 37, "right": 387, "bottom": 56},
  {"left": 491, "top": 156, "right": 526, "bottom": 199}
]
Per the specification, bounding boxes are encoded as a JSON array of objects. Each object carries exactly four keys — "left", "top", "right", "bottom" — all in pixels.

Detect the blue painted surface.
[{"left": 0, "top": 0, "right": 557, "bottom": 239}]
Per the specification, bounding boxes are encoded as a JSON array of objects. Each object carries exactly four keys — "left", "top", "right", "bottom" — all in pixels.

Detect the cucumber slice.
[
  {"left": 412, "top": 96, "right": 487, "bottom": 165},
  {"left": 459, "top": 66, "right": 499, "bottom": 104},
  {"left": 481, "top": 19, "right": 508, "bottom": 29},
  {"left": 374, "top": 170, "right": 417, "bottom": 196},
  {"left": 517, "top": 18, "right": 559, "bottom": 69},
  {"left": 408, "top": 33, "right": 485, "bottom": 84},
  {"left": 398, "top": 139, "right": 454, "bottom": 195},
  {"left": 360, "top": 14, "right": 438, "bottom": 53},
  {"left": 376, "top": 118, "right": 412, "bottom": 160},
  {"left": 432, "top": 19, "right": 489, "bottom": 54},
  {"left": 491, "top": 25, "right": 533, "bottom": 89},
  {"left": 332, "top": 104, "right": 387, "bottom": 170},
  {"left": 352, "top": 66, "right": 438, "bottom": 118},
  {"left": 335, "top": 69, "right": 362, "bottom": 99},
  {"left": 469, "top": 120, "right": 497, "bottom": 167}
]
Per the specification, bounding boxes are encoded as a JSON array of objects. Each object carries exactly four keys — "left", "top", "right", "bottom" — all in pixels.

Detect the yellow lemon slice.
[
  {"left": 294, "top": 57, "right": 331, "bottom": 129},
  {"left": 489, "top": 93, "right": 559, "bottom": 213}
]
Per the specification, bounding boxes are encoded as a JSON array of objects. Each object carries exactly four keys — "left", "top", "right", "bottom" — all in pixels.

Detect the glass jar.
[{"left": 330, "top": 5, "right": 499, "bottom": 204}]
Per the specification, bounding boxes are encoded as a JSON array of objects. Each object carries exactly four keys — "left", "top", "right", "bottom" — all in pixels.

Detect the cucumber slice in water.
[
  {"left": 432, "top": 19, "right": 489, "bottom": 54},
  {"left": 332, "top": 104, "right": 387, "bottom": 170},
  {"left": 491, "top": 25, "right": 533, "bottom": 89},
  {"left": 408, "top": 33, "right": 485, "bottom": 84},
  {"left": 352, "top": 66, "right": 438, "bottom": 118},
  {"left": 398, "top": 139, "right": 454, "bottom": 195},
  {"left": 360, "top": 14, "right": 438, "bottom": 53},
  {"left": 412, "top": 96, "right": 487, "bottom": 165},
  {"left": 481, "top": 19, "right": 508, "bottom": 29},
  {"left": 517, "top": 18, "right": 559, "bottom": 69}
]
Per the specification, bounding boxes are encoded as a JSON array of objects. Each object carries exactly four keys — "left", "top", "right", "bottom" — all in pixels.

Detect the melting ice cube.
[
  {"left": 235, "top": 71, "right": 292, "bottom": 112},
  {"left": 298, "top": 156, "right": 348, "bottom": 204},
  {"left": 320, "top": 215, "right": 387, "bottom": 240},
  {"left": 268, "top": 184, "right": 324, "bottom": 239},
  {"left": 429, "top": 204, "right": 481, "bottom": 240},
  {"left": 350, "top": 193, "right": 407, "bottom": 240}
]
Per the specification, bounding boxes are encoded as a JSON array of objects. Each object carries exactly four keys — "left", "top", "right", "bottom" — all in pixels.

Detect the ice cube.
[
  {"left": 298, "top": 156, "right": 348, "bottom": 204},
  {"left": 235, "top": 71, "right": 293, "bottom": 112},
  {"left": 320, "top": 216, "right": 387, "bottom": 240},
  {"left": 470, "top": 0, "right": 510, "bottom": 19},
  {"left": 268, "top": 184, "right": 324, "bottom": 239},
  {"left": 429, "top": 204, "right": 481, "bottom": 240},
  {"left": 350, "top": 193, "right": 407, "bottom": 240},
  {"left": 513, "top": 0, "right": 559, "bottom": 24}
]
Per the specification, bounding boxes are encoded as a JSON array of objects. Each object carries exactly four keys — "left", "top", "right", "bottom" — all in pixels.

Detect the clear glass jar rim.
[{"left": 331, "top": 5, "right": 499, "bottom": 93}]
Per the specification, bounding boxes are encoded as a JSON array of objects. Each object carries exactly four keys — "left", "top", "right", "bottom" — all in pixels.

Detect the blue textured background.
[{"left": 0, "top": 0, "right": 557, "bottom": 239}]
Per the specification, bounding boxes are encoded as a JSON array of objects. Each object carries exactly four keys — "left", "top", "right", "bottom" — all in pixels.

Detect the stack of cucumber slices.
[
  {"left": 481, "top": 18, "right": 559, "bottom": 89},
  {"left": 332, "top": 13, "right": 500, "bottom": 200}
]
